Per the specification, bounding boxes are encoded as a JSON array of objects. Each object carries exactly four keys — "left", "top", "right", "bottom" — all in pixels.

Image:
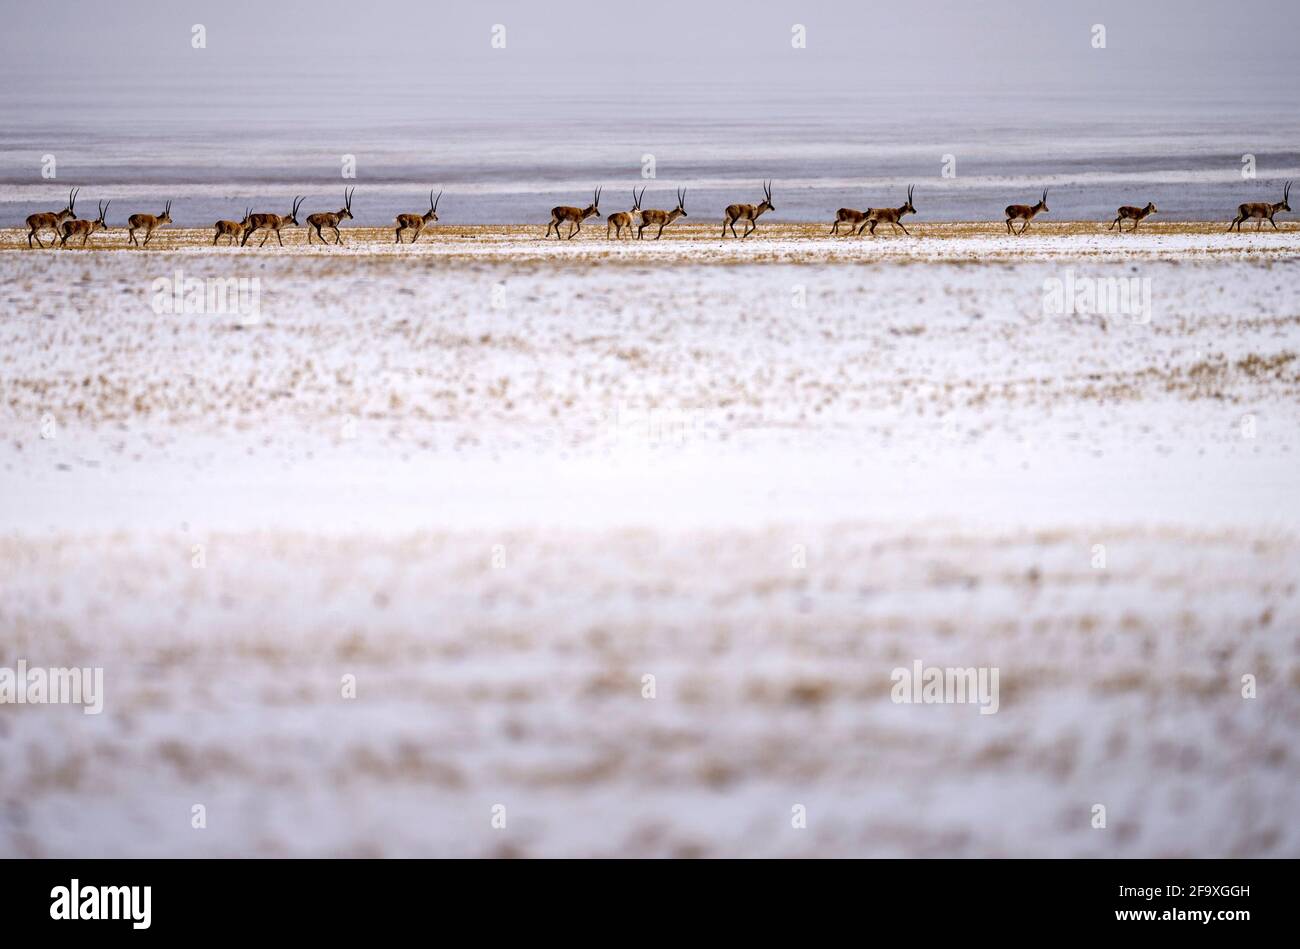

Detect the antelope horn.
[{"left": 433, "top": 189, "right": 442, "bottom": 212}]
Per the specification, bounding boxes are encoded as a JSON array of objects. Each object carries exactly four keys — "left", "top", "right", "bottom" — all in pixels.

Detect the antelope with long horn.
[
  {"left": 394, "top": 189, "right": 441, "bottom": 244},
  {"left": 1109, "top": 201, "right": 1157, "bottom": 233},
  {"left": 638, "top": 188, "right": 688, "bottom": 240},
  {"left": 59, "top": 200, "right": 110, "bottom": 247},
  {"left": 306, "top": 188, "right": 355, "bottom": 245},
  {"left": 127, "top": 200, "right": 172, "bottom": 247},
  {"left": 546, "top": 187, "right": 601, "bottom": 239},
  {"left": 1005, "top": 189, "right": 1049, "bottom": 235},
  {"left": 607, "top": 187, "right": 645, "bottom": 239},
  {"left": 857, "top": 185, "right": 917, "bottom": 236},
  {"left": 213, "top": 207, "right": 253, "bottom": 246},
  {"left": 1229, "top": 181, "right": 1291, "bottom": 232},
  {"left": 722, "top": 180, "right": 773, "bottom": 238},
  {"left": 26, "top": 188, "right": 78, "bottom": 248},
  {"left": 241, "top": 195, "right": 304, "bottom": 247}
]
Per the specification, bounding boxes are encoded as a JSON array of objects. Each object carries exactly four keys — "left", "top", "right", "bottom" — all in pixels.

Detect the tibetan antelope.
[
  {"left": 127, "top": 200, "right": 172, "bottom": 247},
  {"left": 307, "top": 188, "right": 355, "bottom": 245},
  {"left": 1229, "top": 181, "right": 1291, "bottom": 231},
  {"left": 26, "top": 187, "right": 79, "bottom": 248},
  {"left": 59, "top": 200, "right": 110, "bottom": 247},
  {"left": 213, "top": 207, "right": 253, "bottom": 246},
  {"left": 547, "top": 187, "right": 602, "bottom": 239},
  {"left": 395, "top": 189, "right": 442, "bottom": 244},
  {"left": 607, "top": 187, "right": 645, "bottom": 239},
  {"left": 857, "top": 185, "right": 917, "bottom": 236},
  {"left": 1109, "top": 202, "right": 1157, "bottom": 233},
  {"left": 830, "top": 202, "right": 867, "bottom": 236},
  {"left": 1005, "top": 189, "right": 1049, "bottom": 235},
  {"left": 722, "top": 180, "right": 774, "bottom": 238},
  {"left": 241, "top": 195, "right": 304, "bottom": 247},
  {"left": 638, "top": 188, "right": 687, "bottom": 240}
]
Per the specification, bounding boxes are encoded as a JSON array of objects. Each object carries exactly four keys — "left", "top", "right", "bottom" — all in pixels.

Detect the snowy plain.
[{"left": 1, "top": 226, "right": 1297, "bottom": 856}]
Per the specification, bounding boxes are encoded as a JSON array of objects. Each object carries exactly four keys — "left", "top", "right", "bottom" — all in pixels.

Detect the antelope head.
[
  {"left": 585, "top": 186, "right": 602, "bottom": 219},
  {"left": 1279, "top": 181, "right": 1292, "bottom": 213},
  {"left": 1037, "top": 189, "right": 1050, "bottom": 213},
  {"left": 340, "top": 187, "right": 355, "bottom": 222},
  {"left": 674, "top": 187, "right": 688, "bottom": 217},
  {"left": 759, "top": 180, "right": 774, "bottom": 213},
  {"left": 63, "top": 187, "right": 80, "bottom": 220},
  {"left": 287, "top": 195, "right": 305, "bottom": 225},
  {"left": 903, "top": 185, "right": 916, "bottom": 215},
  {"left": 424, "top": 189, "right": 442, "bottom": 223}
]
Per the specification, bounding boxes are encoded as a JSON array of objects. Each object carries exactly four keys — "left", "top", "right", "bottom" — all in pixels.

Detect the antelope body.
[
  {"left": 307, "top": 188, "right": 354, "bottom": 245},
  {"left": 638, "top": 188, "right": 687, "bottom": 239},
  {"left": 395, "top": 190, "right": 442, "bottom": 244},
  {"left": 547, "top": 187, "right": 601, "bottom": 239},
  {"left": 857, "top": 186, "right": 916, "bottom": 236},
  {"left": 722, "top": 181, "right": 774, "bottom": 238},
  {"left": 830, "top": 205, "right": 867, "bottom": 236},
  {"left": 213, "top": 207, "right": 253, "bottom": 246},
  {"left": 1229, "top": 181, "right": 1291, "bottom": 231},
  {"left": 1109, "top": 202, "right": 1157, "bottom": 233},
  {"left": 127, "top": 200, "right": 172, "bottom": 247},
  {"left": 242, "top": 196, "right": 304, "bottom": 247},
  {"left": 1005, "top": 189, "right": 1049, "bottom": 235},
  {"left": 607, "top": 187, "right": 644, "bottom": 239},
  {"left": 26, "top": 188, "right": 79, "bottom": 248},
  {"left": 60, "top": 200, "right": 109, "bottom": 247}
]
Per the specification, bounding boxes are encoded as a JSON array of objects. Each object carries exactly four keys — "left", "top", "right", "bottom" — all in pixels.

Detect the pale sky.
[{"left": 2, "top": 0, "right": 1295, "bottom": 92}]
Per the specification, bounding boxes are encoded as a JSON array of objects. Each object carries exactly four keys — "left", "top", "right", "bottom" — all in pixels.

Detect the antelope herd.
[{"left": 15, "top": 180, "right": 1297, "bottom": 248}]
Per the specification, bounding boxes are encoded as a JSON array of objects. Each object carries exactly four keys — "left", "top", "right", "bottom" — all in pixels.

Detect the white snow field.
[{"left": 1, "top": 227, "right": 1297, "bottom": 857}]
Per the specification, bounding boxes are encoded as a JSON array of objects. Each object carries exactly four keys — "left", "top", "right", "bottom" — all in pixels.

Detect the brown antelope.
[
  {"left": 241, "top": 195, "right": 304, "bottom": 247},
  {"left": 607, "top": 187, "right": 645, "bottom": 239},
  {"left": 394, "top": 189, "right": 442, "bottom": 244},
  {"left": 1229, "top": 181, "right": 1291, "bottom": 231},
  {"left": 857, "top": 185, "right": 917, "bottom": 236},
  {"left": 638, "top": 188, "right": 688, "bottom": 240},
  {"left": 59, "top": 200, "right": 110, "bottom": 247},
  {"left": 26, "top": 187, "right": 78, "bottom": 248},
  {"left": 547, "top": 187, "right": 601, "bottom": 239},
  {"left": 1109, "top": 201, "right": 1157, "bottom": 233},
  {"left": 213, "top": 207, "right": 253, "bottom": 246},
  {"left": 1005, "top": 189, "right": 1049, "bottom": 235},
  {"left": 829, "top": 203, "right": 867, "bottom": 236},
  {"left": 307, "top": 188, "right": 355, "bottom": 245},
  {"left": 722, "top": 180, "right": 774, "bottom": 238},
  {"left": 127, "top": 200, "right": 172, "bottom": 247}
]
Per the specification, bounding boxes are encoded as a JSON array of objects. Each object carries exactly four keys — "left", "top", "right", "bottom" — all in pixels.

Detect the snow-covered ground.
[{"left": 1, "top": 230, "right": 1297, "bottom": 856}]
